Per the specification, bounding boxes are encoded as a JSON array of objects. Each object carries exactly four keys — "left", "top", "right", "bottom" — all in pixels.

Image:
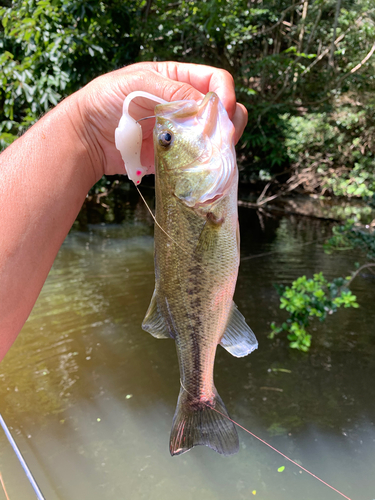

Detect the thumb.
[{"left": 232, "top": 103, "right": 248, "bottom": 144}]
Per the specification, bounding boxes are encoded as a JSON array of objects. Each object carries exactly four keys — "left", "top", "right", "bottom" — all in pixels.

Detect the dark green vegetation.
[{"left": 1, "top": 0, "right": 374, "bottom": 350}]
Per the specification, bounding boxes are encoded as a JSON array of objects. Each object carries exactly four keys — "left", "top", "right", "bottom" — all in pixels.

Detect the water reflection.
[{"left": 0, "top": 195, "right": 374, "bottom": 500}]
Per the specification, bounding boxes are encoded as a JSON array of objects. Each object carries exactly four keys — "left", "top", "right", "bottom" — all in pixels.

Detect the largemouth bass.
[{"left": 142, "top": 92, "right": 257, "bottom": 456}]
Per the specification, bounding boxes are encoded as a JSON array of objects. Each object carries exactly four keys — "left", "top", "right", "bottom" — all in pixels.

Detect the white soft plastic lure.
[{"left": 114, "top": 91, "right": 168, "bottom": 184}]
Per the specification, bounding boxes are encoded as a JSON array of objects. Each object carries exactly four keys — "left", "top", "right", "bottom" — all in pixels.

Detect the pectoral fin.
[
  {"left": 220, "top": 302, "right": 258, "bottom": 357},
  {"left": 194, "top": 213, "right": 224, "bottom": 257},
  {"left": 195, "top": 224, "right": 217, "bottom": 256},
  {"left": 142, "top": 290, "right": 173, "bottom": 339}
]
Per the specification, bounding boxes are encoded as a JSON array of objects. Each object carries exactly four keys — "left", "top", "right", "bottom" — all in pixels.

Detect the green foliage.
[
  {"left": 2, "top": 0, "right": 375, "bottom": 190},
  {"left": 0, "top": 0, "right": 139, "bottom": 148},
  {"left": 272, "top": 217, "right": 375, "bottom": 353},
  {"left": 324, "top": 220, "right": 375, "bottom": 259},
  {"left": 134, "top": 0, "right": 375, "bottom": 182},
  {"left": 270, "top": 272, "right": 358, "bottom": 351},
  {"left": 325, "top": 164, "right": 375, "bottom": 198},
  {"left": 284, "top": 103, "right": 375, "bottom": 198}
]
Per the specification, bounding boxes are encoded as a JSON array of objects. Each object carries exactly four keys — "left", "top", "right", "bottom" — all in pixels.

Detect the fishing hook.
[{"left": 136, "top": 115, "right": 156, "bottom": 123}]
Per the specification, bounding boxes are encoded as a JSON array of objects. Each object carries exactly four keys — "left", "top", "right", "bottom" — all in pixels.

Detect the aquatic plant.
[
  {"left": 269, "top": 272, "right": 359, "bottom": 352},
  {"left": 324, "top": 220, "right": 375, "bottom": 260}
]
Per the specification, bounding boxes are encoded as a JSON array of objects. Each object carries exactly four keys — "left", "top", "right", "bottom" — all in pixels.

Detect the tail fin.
[{"left": 169, "top": 386, "right": 239, "bottom": 456}]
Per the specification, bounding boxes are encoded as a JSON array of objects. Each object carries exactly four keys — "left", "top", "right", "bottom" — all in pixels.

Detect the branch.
[
  {"left": 305, "top": 8, "right": 322, "bottom": 54},
  {"left": 144, "top": 0, "right": 153, "bottom": 21},
  {"left": 300, "top": 31, "right": 346, "bottom": 77},
  {"left": 300, "top": 12, "right": 369, "bottom": 77},
  {"left": 301, "top": 41, "right": 375, "bottom": 106},
  {"left": 337, "top": 42, "right": 375, "bottom": 84},
  {"left": 297, "top": 0, "right": 309, "bottom": 53},
  {"left": 246, "top": 177, "right": 306, "bottom": 208},
  {"left": 274, "top": 11, "right": 369, "bottom": 102},
  {"left": 329, "top": 0, "right": 342, "bottom": 67},
  {"left": 256, "top": 181, "right": 272, "bottom": 204},
  {"left": 347, "top": 263, "right": 375, "bottom": 287},
  {"left": 253, "top": 0, "right": 305, "bottom": 37}
]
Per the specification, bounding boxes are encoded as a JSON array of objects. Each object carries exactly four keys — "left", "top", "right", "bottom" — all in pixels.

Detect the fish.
[{"left": 142, "top": 92, "right": 258, "bottom": 456}]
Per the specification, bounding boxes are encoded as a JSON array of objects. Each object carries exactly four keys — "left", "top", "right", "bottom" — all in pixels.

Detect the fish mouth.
[
  {"left": 197, "top": 92, "right": 219, "bottom": 137},
  {"left": 155, "top": 99, "right": 198, "bottom": 120},
  {"left": 154, "top": 92, "right": 219, "bottom": 136}
]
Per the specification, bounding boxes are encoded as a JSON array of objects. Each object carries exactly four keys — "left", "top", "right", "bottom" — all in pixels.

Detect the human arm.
[{"left": 0, "top": 61, "right": 248, "bottom": 361}]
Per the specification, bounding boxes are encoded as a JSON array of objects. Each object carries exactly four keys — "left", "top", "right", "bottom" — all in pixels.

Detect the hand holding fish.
[
  {"left": 0, "top": 62, "right": 246, "bottom": 362},
  {"left": 76, "top": 61, "right": 248, "bottom": 177}
]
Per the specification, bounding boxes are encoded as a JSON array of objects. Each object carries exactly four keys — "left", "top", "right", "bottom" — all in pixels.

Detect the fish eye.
[{"left": 159, "top": 130, "right": 173, "bottom": 148}]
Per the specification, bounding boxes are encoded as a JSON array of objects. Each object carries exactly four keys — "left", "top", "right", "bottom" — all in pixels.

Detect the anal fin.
[
  {"left": 142, "top": 290, "right": 173, "bottom": 339},
  {"left": 220, "top": 302, "right": 258, "bottom": 357}
]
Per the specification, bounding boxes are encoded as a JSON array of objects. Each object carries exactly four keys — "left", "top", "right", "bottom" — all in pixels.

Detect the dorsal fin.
[
  {"left": 220, "top": 302, "right": 258, "bottom": 357},
  {"left": 142, "top": 290, "right": 173, "bottom": 339}
]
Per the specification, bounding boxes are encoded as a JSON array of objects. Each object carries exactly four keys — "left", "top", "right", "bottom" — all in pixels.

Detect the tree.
[{"left": 0, "top": 0, "right": 140, "bottom": 148}]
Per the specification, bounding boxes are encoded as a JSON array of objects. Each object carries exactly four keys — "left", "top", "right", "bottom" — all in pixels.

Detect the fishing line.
[
  {"left": 240, "top": 235, "right": 328, "bottom": 261},
  {"left": 179, "top": 380, "right": 352, "bottom": 500},
  {"left": 136, "top": 182, "right": 328, "bottom": 265},
  {"left": 0, "top": 414, "right": 45, "bottom": 500},
  {"left": 135, "top": 185, "right": 230, "bottom": 276},
  {"left": 0, "top": 472, "right": 10, "bottom": 500},
  {"left": 135, "top": 185, "right": 190, "bottom": 255},
  {"left": 137, "top": 122, "right": 349, "bottom": 498},
  {"left": 211, "top": 407, "right": 352, "bottom": 500}
]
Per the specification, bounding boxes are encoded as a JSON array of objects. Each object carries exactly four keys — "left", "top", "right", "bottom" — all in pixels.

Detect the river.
[{"left": 0, "top": 186, "right": 374, "bottom": 500}]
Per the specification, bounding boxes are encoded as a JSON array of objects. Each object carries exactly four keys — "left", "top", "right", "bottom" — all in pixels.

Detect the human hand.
[{"left": 70, "top": 61, "right": 248, "bottom": 178}]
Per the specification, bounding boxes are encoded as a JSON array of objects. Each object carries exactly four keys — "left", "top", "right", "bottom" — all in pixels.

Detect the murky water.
[{"left": 1, "top": 189, "right": 374, "bottom": 500}]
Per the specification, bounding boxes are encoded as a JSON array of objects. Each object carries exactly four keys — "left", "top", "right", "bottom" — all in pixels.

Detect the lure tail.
[{"left": 169, "top": 386, "right": 239, "bottom": 456}]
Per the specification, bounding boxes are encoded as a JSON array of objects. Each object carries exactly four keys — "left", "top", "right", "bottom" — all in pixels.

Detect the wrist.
[{"left": 59, "top": 91, "right": 106, "bottom": 184}]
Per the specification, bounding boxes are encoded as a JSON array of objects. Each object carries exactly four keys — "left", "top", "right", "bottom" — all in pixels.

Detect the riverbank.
[{"left": 76, "top": 177, "right": 375, "bottom": 228}]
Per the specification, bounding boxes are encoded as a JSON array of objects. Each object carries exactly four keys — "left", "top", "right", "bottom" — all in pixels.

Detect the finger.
[
  {"left": 131, "top": 62, "right": 237, "bottom": 119},
  {"left": 114, "top": 67, "right": 206, "bottom": 109},
  {"left": 176, "top": 64, "right": 237, "bottom": 119},
  {"left": 232, "top": 103, "right": 248, "bottom": 144}
]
